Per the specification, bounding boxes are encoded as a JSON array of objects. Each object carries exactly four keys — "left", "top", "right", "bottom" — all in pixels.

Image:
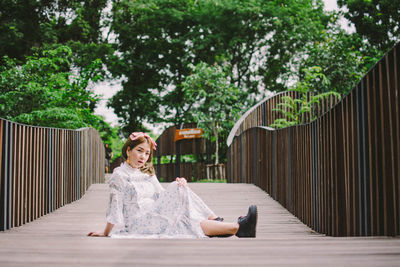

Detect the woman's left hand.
[
  {"left": 176, "top": 177, "right": 187, "bottom": 187},
  {"left": 87, "top": 231, "right": 107, "bottom": 237}
]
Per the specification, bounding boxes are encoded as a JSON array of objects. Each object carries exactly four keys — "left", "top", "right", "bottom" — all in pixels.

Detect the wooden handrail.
[
  {"left": 227, "top": 42, "right": 400, "bottom": 236},
  {"left": 0, "top": 119, "right": 105, "bottom": 231}
]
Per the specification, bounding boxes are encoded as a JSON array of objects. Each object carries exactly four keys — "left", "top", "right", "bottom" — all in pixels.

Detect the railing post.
[
  {"left": 254, "top": 129, "right": 258, "bottom": 186},
  {"left": 312, "top": 121, "right": 319, "bottom": 233},
  {"left": 239, "top": 135, "right": 243, "bottom": 183},
  {"left": 288, "top": 127, "right": 292, "bottom": 213},
  {"left": 272, "top": 130, "right": 276, "bottom": 200},
  {"left": 175, "top": 140, "right": 180, "bottom": 178}
]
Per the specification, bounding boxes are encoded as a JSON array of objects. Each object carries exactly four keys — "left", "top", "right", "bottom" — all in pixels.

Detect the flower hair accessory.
[{"left": 129, "top": 132, "right": 157, "bottom": 150}]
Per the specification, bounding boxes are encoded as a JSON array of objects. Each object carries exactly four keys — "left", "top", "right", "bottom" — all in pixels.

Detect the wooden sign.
[{"left": 174, "top": 128, "right": 203, "bottom": 141}]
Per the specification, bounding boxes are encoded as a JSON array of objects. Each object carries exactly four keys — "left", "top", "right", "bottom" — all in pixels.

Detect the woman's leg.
[
  {"left": 200, "top": 220, "right": 239, "bottom": 236},
  {"left": 207, "top": 215, "right": 218, "bottom": 220}
]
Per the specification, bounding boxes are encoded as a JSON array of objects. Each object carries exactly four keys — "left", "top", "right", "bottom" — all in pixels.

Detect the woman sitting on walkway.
[{"left": 88, "top": 132, "right": 257, "bottom": 238}]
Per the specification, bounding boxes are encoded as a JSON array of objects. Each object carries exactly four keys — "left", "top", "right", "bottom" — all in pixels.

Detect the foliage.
[
  {"left": 109, "top": 126, "right": 126, "bottom": 159},
  {"left": 270, "top": 67, "right": 341, "bottom": 129},
  {"left": 182, "top": 62, "right": 244, "bottom": 164},
  {"left": 0, "top": 0, "right": 113, "bottom": 74},
  {"left": 0, "top": 46, "right": 111, "bottom": 136},
  {"left": 108, "top": 0, "right": 330, "bottom": 134},
  {"left": 296, "top": 14, "right": 383, "bottom": 95},
  {"left": 0, "top": 0, "right": 389, "bottom": 156},
  {"left": 0, "top": 1, "right": 116, "bottom": 144},
  {"left": 152, "top": 154, "right": 198, "bottom": 165},
  {"left": 337, "top": 0, "right": 400, "bottom": 52}
]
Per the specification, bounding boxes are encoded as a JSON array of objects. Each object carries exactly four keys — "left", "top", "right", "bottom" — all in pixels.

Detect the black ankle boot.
[{"left": 235, "top": 205, "right": 257, "bottom": 238}]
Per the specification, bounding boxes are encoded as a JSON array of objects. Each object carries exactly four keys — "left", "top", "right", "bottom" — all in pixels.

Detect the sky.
[
  {"left": 323, "top": 0, "right": 338, "bottom": 11},
  {"left": 93, "top": 0, "right": 351, "bottom": 133}
]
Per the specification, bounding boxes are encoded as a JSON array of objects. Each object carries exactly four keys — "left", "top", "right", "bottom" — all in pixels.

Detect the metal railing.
[
  {"left": 0, "top": 118, "right": 105, "bottom": 231},
  {"left": 227, "top": 43, "right": 400, "bottom": 236}
]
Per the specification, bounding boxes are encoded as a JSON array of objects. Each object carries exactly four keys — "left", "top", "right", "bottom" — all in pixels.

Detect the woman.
[{"left": 88, "top": 132, "right": 257, "bottom": 238}]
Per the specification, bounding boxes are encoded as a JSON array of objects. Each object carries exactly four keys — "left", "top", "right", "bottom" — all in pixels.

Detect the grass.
[
  {"left": 158, "top": 178, "right": 227, "bottom": 183},
  {"left": 194, "top": 179, "right": 227, "bottom": 183}
]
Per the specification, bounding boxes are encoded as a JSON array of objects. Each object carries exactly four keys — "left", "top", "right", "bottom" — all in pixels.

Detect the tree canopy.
[
  {"left": 0, "top": 46, "right": 108, "bottom": 131},
  {"left": 338, "top": 0, "right": 400, "bottom": 51},
  {"left": 0, "top": 0, "right": 113, "bottom": 73},
  {"left": 182, "top": 61, "right": 244, "bottom": 164},
  {"left": 0, "top": 0, "right": 115, "bottom": 142},
  {"left": 108, "top": 0, "right": 331, "bottom": 135},
  {"left": 0, "top": 0, "right": 393, "bottom": 160}
]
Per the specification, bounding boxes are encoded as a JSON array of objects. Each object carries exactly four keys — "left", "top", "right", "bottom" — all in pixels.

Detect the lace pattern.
[{"left": 106, "top": 162, "right": 214, "bottom": 238}]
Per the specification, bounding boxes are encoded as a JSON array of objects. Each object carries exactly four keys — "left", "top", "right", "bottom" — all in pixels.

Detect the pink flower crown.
[{"left": 129, "top": 132, "right": 157, "bottom": 150}]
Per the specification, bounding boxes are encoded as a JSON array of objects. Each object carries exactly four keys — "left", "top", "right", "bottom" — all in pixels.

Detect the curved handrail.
[
  {"left": 227, "top": 92, "right": 275, "bottom": 146},
  {"left": 227, "top": 42, "right": 400, "bottom": 237},
  {"left": 227, "top": 91, "right": 341, "bottom": 147}
]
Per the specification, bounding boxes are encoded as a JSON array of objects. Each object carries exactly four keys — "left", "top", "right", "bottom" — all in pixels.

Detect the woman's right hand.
[
  {"left": 87, "top": 231, "right": 107, "bottom": 237},
  {"left": 176, "top": 177, "right": 187, "bottom": 187}
]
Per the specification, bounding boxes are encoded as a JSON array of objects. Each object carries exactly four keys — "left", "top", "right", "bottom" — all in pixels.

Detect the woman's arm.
[
  {"left": 151, "top": 175, "right": 166, "bottom": 192},
  {"left": 87, "top": 222, "right": 114, "bottom": 237}
]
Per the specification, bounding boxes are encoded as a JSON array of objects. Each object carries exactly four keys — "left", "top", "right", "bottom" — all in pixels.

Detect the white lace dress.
[{"left": 106, "top": 162, "right": 214, "bottom": 238}]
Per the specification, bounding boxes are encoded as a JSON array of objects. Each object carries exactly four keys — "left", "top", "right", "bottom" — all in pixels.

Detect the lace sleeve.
[
  {"left": 150, "top": 175, "right": 165, "bottom": 200},
  {"left": 106, "top": 173, "right": 125, "bottom": 225}
]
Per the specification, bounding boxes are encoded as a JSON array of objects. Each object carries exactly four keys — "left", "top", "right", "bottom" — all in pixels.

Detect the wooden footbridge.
[
  {"left": 1, "top": 40, "right": 400, "bottom": 266},
  {"left": 1, "top": 181, "right": 399, "bottom": 266}
]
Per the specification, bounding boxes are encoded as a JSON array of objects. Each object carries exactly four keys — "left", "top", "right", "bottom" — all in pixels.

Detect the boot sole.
[{"left": 249, "top": 205, "right": 258, "bottom": 238}]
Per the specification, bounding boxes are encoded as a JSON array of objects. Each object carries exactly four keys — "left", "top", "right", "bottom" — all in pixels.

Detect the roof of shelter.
[{"left": 155, "top": 123, "right": 208, "bottom": 156}]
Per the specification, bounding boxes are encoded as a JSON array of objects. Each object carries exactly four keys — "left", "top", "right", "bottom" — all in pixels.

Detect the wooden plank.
[
  {"left": 370, "top": 68, "right": 380, "bottom": 235},
  {"left": 39, "top": 128, "right": 43, "bottom": 217},
  {"left": 385, "top": 51, "right": 396, "bottom": 236},
  {"left": 378, "top": 61, "right": 388, "bottom": 235},
  {"left": 28, "top": 127, "right": 32, "bottom": 223},
  {"left": 332, "top": 105, "right": 338, "bottom": 236},
  {"left": 0, "top": 120, "right": 3, "bottom": 230},
  {"left": 21, "top": 125, "right": 26, "bottom": 225},
  {"left": 34, "top": 127, "right": 38, "bottom": 220},
  {"left": 13, "top": 124, "right": 18, "bottom": 228},
  {"left": 0, "top": 183, "right": 399, "bottom": 266},
  {"left": 350, "top": 91, "right": 356, "bottom": 236},
  {"left": 394, "top": 45, "right": 400, "bottom": 235}
]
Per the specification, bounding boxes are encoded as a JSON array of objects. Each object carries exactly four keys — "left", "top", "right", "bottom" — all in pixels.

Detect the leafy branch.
[{"left": 270, "top": 66, "right": 341, "bottom": 129}]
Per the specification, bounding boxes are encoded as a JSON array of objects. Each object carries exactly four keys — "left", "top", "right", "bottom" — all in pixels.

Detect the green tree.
[
  {"left": 270, "top": 66, "right": 341, "bottom": 129},
  {"left": 108, "top": 0, "right": 330, "bottom": 134},
  {"left": 0, "top": 46, "right": 111, "bottom": 135},
  {"left": 0, "top": 0, "right": 113, "bottom": 74},
  {"left": 0, "top": 1, "right": 115, "bottom": 142},
  {"left": 338, "top": 0, "right": 400, "bottom": 51},
  {"left": 182, "top": 62, "right": 244, "bottom": 164},
  {"left": 298, "top": 15, "right": 383, "bottom": 95}
]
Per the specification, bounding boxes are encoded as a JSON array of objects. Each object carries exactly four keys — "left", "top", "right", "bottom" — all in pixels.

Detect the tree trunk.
[{"left": 213, "top": 121, "right": 219, "bottom": 165}]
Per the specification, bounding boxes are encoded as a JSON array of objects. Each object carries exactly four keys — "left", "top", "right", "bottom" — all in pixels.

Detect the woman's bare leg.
[{"left": 200, "top": 220, "right": 239, "bottom": 236}]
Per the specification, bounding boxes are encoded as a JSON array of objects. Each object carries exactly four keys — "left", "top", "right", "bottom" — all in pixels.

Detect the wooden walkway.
[{"left": 0, "top": 182, "right": 399, "bottom": 266}]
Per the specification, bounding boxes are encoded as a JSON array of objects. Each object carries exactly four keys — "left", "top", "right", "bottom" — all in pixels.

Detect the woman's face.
[{"left": 126, "top": 141, "right": 151, "bottom": 168}]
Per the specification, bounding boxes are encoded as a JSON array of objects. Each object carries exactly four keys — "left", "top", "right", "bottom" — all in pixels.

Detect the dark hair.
[{"left": 122, "top": 136, "right": 155, "bottom": 176}]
